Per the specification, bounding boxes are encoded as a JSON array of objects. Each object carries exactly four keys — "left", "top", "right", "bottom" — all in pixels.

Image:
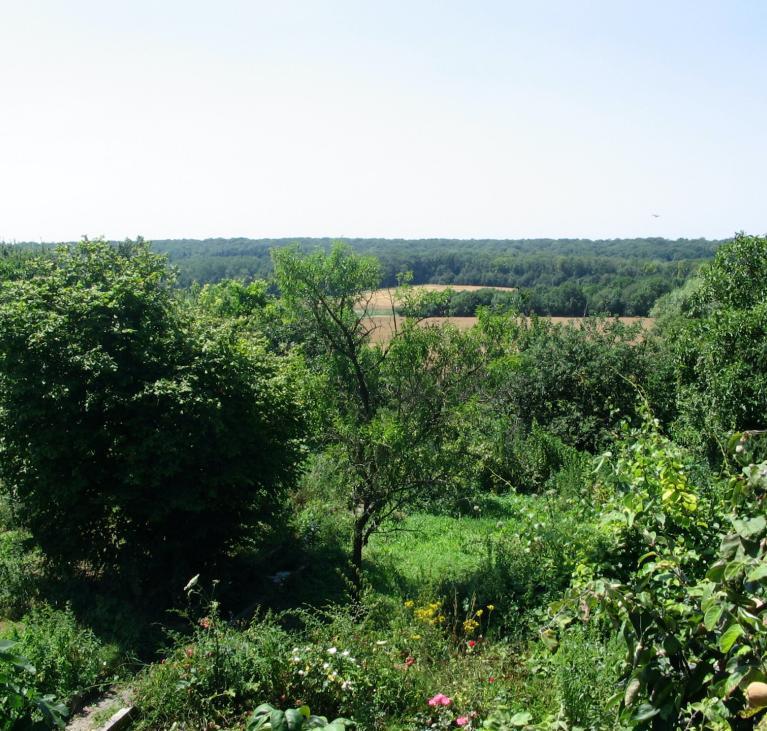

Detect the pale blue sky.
[{"left": 1, "top": 1, "right": 764, "bottom": 241}]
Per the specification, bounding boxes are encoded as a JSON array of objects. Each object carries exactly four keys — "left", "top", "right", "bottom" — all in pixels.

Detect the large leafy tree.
[
  {"left": 0, "top": 240, "right": 304, "bottom": 591},
  {"left": 667, "top": 234, "right": 767, "bottom": 453},
  {"left": 273, "top": 244, "right": 483, "bottom": 586}
]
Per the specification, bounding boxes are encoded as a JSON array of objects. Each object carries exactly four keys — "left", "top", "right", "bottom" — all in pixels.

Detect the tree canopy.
[{"left": 0, "top": 240, "right": 305, "bottom": 592}]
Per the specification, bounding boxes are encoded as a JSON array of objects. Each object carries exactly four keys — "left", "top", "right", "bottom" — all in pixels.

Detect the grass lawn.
[{"left": 365, "top": 495, "right": 517, "bottom": 597}]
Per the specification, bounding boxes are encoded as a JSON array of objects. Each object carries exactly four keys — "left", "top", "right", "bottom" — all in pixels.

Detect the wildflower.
[
  {"left": 292, "top": 656, "right": 301, "bottom": 663},
  {"left": 405, "top": 656, "right": 415, "bottom": 667},
  {"left": 298, "top": 670, "right": 305, "bottom": 676},
  {"left": 376, "top": 640, "right": 387, "bottom": 646},
  {"left": 323, "top": 662, "right": 330, "bottom": 669},
  {"left": 487, "top": 605, "right": 495, "bottom": 612},
  {"left": 185, "top": 647, "right": 194, "bottom": 658},
  {"left": 467, "top": 640, "right": 476, "bottom": 649},
  {"left": 198, "top": 617, "right": 212, "bottom": 630},
  {"left": 428, "top": 693, "right": 452, "bottom": 707},
  {"left": 404, "top": 600, "right": 414, "bottom": 608},
  {"left": 411, "top": 634, "right": 422, "bottom": 641},
  {"left": 487, "top": 676, "right": 495, "bottom": 683},
  {"left": 475, "top": 609, "right": 483, "bottom": 617},
  {"left": 341, "top": 679, "right": 353, "bottom": 691},
  {"left": 456, "top": 717, "right": 469, "bottom": 726},
  {"left": 327, "top": 647, "right": 337, "bottom": 655},
  {"left": 342, "top": 649, "right": 350, "bottom": 657}
]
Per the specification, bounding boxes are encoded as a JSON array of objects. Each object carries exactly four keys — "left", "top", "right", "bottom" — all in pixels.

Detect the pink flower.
[
  {"left": 456, "top": 717, "right": 469, "bottom": 726},
  {"left": 405, "top": 656, "right": 415, "bottom": 667},
  {"left": 428, "top": 693, "right": 453, "bottom": 707}
]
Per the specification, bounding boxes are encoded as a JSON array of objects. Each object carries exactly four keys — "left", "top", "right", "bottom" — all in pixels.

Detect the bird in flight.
[{"left": 651, "top": 213, "right": 661, "bottom": 218}]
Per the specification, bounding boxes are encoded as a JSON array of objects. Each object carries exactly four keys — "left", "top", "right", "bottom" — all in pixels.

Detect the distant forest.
[
  {"left": 151, "top": 236, "right": 723, "bottom": 316},
  {"left": 3, "top": 237, "right": 723, "bottom": 316}
]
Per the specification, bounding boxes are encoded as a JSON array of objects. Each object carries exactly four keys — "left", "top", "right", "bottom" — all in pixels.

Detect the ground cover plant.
[{"left": 4, "top": 234, "right": 767, "bottom": 729}]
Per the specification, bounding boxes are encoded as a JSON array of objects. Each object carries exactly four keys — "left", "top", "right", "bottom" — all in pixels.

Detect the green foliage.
[
  {"left": 151, "top": 236, "right": 715, "bottom": 316},
  {"left": 274, "top": 244, "right": 486, "bottom": 583},
  {"left": 486, "top": 423, "right": 590, "bottom": 494},
  {"left": 0, "top": 639, "right": 67, "bottom": 730},
  {"left": 246, "top": 703, "right": 353, "bottom": 731},
  {"left": 665, "top": 234, "right": 767, "bottom": 455},
  {"left": 1, "top": 605, "right": 120, "bottom": 708},
  {"left": 0, "top": 240, "right": 305, "bottom": 588},
  {"left": 554, "top": 625, "right": 623, "bottom": 729},
  {"left": 546, "top": 419, "right": 767, "bottom": 729},
  {"left": 0, "top": 529, "right": 42, "bottom": 619},
  {"left": 133, "top": 606, "right": 290, "bottom": 730},
  {"left": 476, "top": 314, "right": 650, "bottom": 452}
]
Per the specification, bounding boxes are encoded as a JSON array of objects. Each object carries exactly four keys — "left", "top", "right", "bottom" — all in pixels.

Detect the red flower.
[
  {"left": 487, "top": 676, "right": 495, "bottom": 683},
  {"left": 405, "top": 656, "right": 415, "bottom": 667},
  {"left": 468, "top": 640, "right": 476, "bottom": 648}
]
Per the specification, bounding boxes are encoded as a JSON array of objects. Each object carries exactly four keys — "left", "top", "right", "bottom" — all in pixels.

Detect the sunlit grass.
[{"left": 365, "top": 495, "right": 518, "bottom": 594}]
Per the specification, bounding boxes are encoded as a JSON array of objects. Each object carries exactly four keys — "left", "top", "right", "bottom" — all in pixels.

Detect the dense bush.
[
  {"left": 133, "top": 610, "right": 290, "bottom": 730},
  {"left": 1, "top": 604, "right": 119, "bottom": 709},
  {"left": 0, "top": 529, "right": 42, "bottom": 619},
  {"left": 663, "top": 234, "right": 767, "bottom": 456},
  {"left": 0, "top": 639, "right": 67, "bottom": 730},
  {"left": 0, "top": 240, "right": 305, "bottom": 590},
  {"left": 476, "top": 315, "right": 651, "bottom": 452}
]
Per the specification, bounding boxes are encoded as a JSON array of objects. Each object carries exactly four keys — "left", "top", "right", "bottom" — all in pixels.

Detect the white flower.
[
  {"left": 342, "top": 649, "right": 350, "bottom": 657},
  {"left": 323, "top": 662, "right": 330, "bottom": 669},
  {"left": 341, "top": 680, "right": 353, "bottom": 691},
  {"left": 327, "top": 647, "right": 337, "bottom": 655},
  {"left": 298, "top": 670, "right": 305, "bottom": 676},
  {"left": 292, "top": 656, "right": 301, "bottom": 663}
]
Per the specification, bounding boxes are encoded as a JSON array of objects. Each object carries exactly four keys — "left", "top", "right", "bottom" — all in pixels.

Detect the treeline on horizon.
[
  {"left": 152, "top": 236, "right": 723, "bottom": 316},
  {"left": 3, "top": 236, "right": 724, "bottom": 316}
]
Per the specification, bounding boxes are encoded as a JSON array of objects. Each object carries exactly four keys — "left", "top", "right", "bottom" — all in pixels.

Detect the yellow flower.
[
  {"left": 411, "top": 634, "right": 422, "bottom": 640},
  {"left": 404, "top": 600, "right": 414, "bottom": 608},
  {"left": 487, "top": 604, "right": 495, "bottom": 611},
  {"left": 475, "top": 609, "right": 484, "bottom": 618}
]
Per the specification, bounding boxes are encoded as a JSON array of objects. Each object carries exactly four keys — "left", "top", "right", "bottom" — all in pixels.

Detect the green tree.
[
  {"left": 667, "top": 234, "right": 767, "bottom": 454},
  {"left": 0, "top": 240, "right": 304, "bottom": 592},
  {"left": 273, "top": 244, "right": 483, "bottom": 587}
]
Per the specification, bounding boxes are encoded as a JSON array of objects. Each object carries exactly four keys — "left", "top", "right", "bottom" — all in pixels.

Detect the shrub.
[
  {"left": 0, "top": 529, "right": 43, "bottom": 619},
  {"left": 478, "top": 315, "right": 650, "bottom": 452},
  {"left": 2, "top": 604, "right": 119, "bottom": 708},
  {"left": 496, "top": 424, "right": 590, "bottom": 494},
  {"left": 133, "top": 612, "right": 290, "bottom": 730},
  {"left": 0, "top": 240, "right": 305, "bottom": 590},
  {"left": 0, "top": 639, "right": 67, "bottom": 730}
]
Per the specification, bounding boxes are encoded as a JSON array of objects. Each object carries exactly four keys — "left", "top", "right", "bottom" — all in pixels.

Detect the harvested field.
[{"left": 364, "top": 315, "right": 654, "bottom": 344}]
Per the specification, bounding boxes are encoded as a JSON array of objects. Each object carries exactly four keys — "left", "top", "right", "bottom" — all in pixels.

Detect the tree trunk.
[{"left": 351, "top": 513, "right": 368, "bottom": 601}]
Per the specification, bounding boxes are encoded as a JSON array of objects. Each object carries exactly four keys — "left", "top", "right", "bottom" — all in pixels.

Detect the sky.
[{"left": 0, "top": 0, "right": 765, "bottom": 242}]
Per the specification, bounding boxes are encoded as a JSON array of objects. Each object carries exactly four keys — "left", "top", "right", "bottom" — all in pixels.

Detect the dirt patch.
[{"left": 66, "top": 687, "right": 132, "bottom": 731}]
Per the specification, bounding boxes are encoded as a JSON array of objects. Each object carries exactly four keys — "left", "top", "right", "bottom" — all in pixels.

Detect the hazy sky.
[{"left": 1, "top": 1, "right": 765, "bottom": 242}]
